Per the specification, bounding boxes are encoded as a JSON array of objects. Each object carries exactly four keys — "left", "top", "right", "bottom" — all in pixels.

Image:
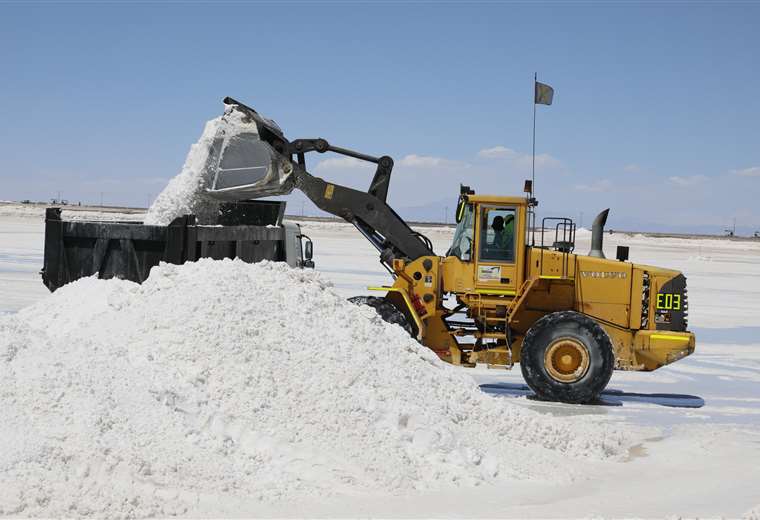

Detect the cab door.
[{"left": 474, "top": 205, "right": 521, "bottom": 295}]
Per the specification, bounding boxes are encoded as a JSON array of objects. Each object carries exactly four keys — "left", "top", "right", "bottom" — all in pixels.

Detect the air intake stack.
[{"left": 588, "top": 208, "right": 610, "bottom": 258}]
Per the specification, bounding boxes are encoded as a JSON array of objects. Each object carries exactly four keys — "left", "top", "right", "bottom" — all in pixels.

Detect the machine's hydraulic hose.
[{"left": 413, "top": 231, "right": 434, "bottom": 251}]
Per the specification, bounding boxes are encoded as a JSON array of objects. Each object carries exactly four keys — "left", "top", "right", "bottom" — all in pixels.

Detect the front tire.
[
  {"left": 348, "top": 296, "right": 414, "bottom": 336},
  {"left": 520, "top": 311, "right": 614, "bottom": 404}
]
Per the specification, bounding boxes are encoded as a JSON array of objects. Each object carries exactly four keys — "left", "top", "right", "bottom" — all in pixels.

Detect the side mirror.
[
  {"left": 301, "top": 236, "right": 314, "bottom": 268},
  {"left": 616, "top": 245, "right": 629, "bottom": 262},
  {"left": 304, "top": 239, "right": 313, "bottom": 260}
]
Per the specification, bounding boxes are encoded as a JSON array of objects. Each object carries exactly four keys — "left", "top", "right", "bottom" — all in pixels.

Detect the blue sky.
[{"left": 1, "top": 2, "right": 758, "bottom": 233}]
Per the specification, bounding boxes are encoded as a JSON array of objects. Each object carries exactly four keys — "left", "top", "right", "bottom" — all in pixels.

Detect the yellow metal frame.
[{"left": 632, "top": 329, "right": 696, "bottom": 370}]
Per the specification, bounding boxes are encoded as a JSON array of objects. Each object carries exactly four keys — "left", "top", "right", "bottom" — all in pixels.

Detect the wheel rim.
[{"left": 544, "top": 338, "right": 590, "bottom": 383}]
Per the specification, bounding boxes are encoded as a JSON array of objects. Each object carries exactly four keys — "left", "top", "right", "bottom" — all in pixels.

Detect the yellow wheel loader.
[{"left": 204, "top": 97, "right": 695, "bottom": 404}]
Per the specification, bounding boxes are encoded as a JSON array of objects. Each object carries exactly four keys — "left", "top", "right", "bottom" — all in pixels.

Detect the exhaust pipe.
[{"left": 588, "top": 208, "right": 610, "bottom": 258}]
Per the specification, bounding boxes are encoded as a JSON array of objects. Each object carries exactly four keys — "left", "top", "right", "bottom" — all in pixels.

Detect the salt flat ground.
[{"left": 1, "top": 207, "right": 759, "bottom": 518}]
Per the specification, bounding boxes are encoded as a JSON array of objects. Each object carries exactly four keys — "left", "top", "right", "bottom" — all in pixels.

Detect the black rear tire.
[
  {"left": 348, "top": 296, "right": 414, "bottom": 336},
  {"left": 520, "top": 311, "right": 614, "bottom": 404}
]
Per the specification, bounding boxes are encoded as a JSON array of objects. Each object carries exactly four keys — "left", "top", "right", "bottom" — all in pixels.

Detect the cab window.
[{"left": 479, "top": 207, "right": 515, "bottom": 262}]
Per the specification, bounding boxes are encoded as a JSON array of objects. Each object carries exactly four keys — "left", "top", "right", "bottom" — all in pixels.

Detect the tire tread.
[
  {"left": 520, "top": 311, "right": 614, "bottom": 404},
  {"left": 348, "top": 296, "right": 414, "bottom": 336}
]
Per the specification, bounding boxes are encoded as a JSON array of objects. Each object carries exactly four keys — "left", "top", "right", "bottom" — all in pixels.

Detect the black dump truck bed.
[{"left": 41, "top": 201, "right": 313, "bottom": 292}]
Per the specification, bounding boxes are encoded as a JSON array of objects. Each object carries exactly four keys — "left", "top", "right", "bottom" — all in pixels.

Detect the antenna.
[{"left": 531, "top": 72, "right": 537, "bottom": 202}]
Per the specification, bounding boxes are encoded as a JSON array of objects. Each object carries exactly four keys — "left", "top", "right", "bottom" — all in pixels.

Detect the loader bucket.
[{"left": 205, "top": 100, "right": 295, "bottom": 201}]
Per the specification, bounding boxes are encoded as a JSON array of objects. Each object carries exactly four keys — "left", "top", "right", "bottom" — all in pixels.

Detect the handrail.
[{"left": 538, "top": 217, "right": 576, "bottom": 279}]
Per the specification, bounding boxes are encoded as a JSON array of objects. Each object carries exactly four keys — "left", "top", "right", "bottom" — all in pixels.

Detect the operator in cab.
[
  {"left": 491, "top": 215, "right": 513, "bottom": 248},
  {"left": 488, "top": 214, "right": 515, "bottom": 261}
]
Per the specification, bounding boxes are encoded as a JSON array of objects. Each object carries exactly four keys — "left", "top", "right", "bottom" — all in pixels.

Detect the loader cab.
[{"left": 445, "top": 190, "right": 528, "bottom": 295}]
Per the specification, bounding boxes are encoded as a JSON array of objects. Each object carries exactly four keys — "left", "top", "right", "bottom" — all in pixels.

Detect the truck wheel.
[
  {"left": 348, "top": 296, "right": 414, "bottom": 336},
  {"left": 520, "top": 311, "right": 614, "bottom": 404}
]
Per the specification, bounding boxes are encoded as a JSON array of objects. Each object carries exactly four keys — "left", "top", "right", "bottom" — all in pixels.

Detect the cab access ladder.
[{"left": 481, "top": 277, "right": 538, "bottom": 369}]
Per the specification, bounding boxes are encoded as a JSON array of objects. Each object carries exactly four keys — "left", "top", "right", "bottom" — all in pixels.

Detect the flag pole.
[
  {"left": 531, "top": 72, "right": 537, "bottom": 246},
  {"left": 532, "top": 72, "right": 537, "bottom": 201}
]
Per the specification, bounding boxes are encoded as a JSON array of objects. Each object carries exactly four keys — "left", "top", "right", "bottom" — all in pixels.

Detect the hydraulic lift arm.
[{"left": 217, "top": 97, "right": 435, "bottom": 267}]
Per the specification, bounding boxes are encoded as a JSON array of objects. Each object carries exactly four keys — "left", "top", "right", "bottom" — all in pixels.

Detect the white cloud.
[
  {"left": 623, "top": 163, "right": 642, "bottom": 173},
  {"left": 399, "top": 154, "right": 454, "bottom": 168},
  {"left": 574, "top": 179, "right": 613, "bottom": 192},
  {"left": 314, "top": 156, "right": 373, "bottom": 171},
  {"left": 477, "top": 145, "right": 561, "bottom": 171},
  {"left": 530, "top": 153, "right": 562, "bottom": 170},
  {"left": 668, "top": 175, "right": 708, "bottom": 187},
  {"left": 732, "top": 166, "right": 760, "bottom": 177},
  {"left": 315, "top": 154, "right": 464, "bottom": 171},
  {"left": 477, "top": 146, "right": 517, "bottom": 159}
]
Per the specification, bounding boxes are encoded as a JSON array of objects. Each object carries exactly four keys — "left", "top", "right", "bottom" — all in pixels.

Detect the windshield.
[{"left": 446, "top": 203, "right": 474, "bottom": 260}]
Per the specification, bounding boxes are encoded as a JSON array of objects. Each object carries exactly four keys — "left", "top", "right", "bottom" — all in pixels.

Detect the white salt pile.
[
  {"left": 1, "top": 260, "right": 630, "bottom": 517},
  {"left": 143, "top": 105, "right": 257, "bottom": 226}
]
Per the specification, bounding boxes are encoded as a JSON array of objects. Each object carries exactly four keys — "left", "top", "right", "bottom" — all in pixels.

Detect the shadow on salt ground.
[{"left": 479, "top": 382, "right": 705, "bottom": 409}]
